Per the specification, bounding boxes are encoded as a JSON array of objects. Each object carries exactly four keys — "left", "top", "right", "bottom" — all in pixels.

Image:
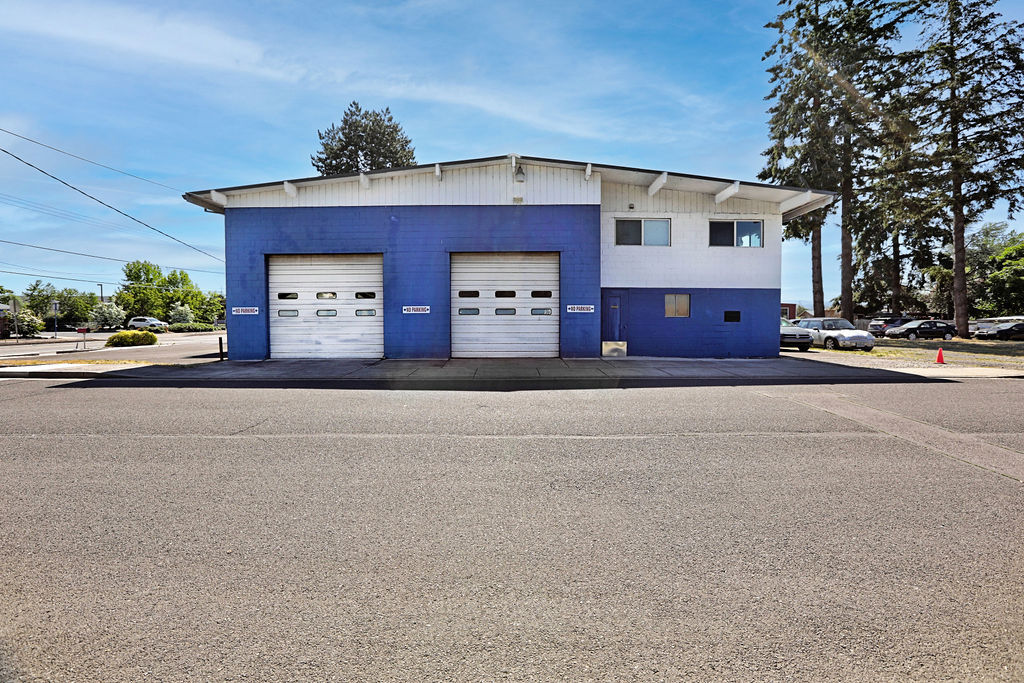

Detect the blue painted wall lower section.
[
  {"left": 224, "top": 205, "right": 602, "bottom": 359},
  {"left": 601, "top": 287, "right": 781, "bottom": 358}
]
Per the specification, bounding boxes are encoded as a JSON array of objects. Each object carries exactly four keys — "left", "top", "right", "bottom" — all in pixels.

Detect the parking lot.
[{"left": 1, "top": 361, "right": 1022, "bottom": 680}]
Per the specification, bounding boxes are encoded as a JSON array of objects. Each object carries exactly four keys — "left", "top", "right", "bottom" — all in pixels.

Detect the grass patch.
[
  {"left": 875, "top": 337, "right": 1024, "bottom": 357},
  {"left": 0, "top": 359, "right": 151, "bottom": 367}
]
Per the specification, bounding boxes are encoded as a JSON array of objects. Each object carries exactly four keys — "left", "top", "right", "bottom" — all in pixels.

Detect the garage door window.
[
  {"left": 316, "top": 292, "right": 336, "bottom": 299},
  {"left": 458, "top": 308, "right": 480, "bottom": 315},
  {"left": 277, "top": 292, "right": 298, "bottom": 300},
  {"left": 531, "top": 308, "right": 552, "bottom": 315},
  {"left": 355, "top": 292, "right": 376, "bottom": 299},
  {"left": 316, "top": 310, "right": 337, "bottom": 317},
  {"left": 531, "top": 290, "right": 552, "bottom": 298},
  {"left": 458, "top": 290, "right": 479, "bottom": 298},
  {"left": 278, "top": 310, "right": 299, "bottom": 317},
  {"left": 355, "top": 309, "right": 376, "bottom": 316},
  {"left": 495, "top": 308, "right": 516, "bottom": 315}
]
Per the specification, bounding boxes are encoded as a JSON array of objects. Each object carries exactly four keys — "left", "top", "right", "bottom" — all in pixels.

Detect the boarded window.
[
  {"left": 665, "top": 294, "right": 690, "bottom": 318},
  {"left": 709, "top": 221, "right": 734, "bottom": 246}
]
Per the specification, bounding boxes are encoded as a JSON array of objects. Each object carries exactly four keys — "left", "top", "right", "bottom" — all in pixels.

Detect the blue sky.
[{"left": 1, "top": 0, "right": 1021, "bottom": 305}]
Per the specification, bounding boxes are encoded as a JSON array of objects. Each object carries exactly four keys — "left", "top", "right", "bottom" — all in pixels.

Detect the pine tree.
[
  {"left": 761, "top": 0, "right": 840, "bottom": 316},
  {"left": 311, "top": 101, "right": 416, "bottom": 176},
  {"left": 911, "top": 0, "right": 1024, "bottom": 336}
]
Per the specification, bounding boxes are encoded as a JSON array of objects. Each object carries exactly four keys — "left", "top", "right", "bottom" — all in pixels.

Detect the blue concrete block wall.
[
  {"left": 224, "top": 205, "right": 602, "bottom": 359},
  {"left": 601, "top": 287, "right": 781, "bottom": 357}
]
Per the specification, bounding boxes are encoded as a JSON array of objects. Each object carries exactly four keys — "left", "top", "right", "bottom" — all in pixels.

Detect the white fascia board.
[
  {"left": 647, "top": 172, "right": 668, "bottom": 196},
  {"left": 715, "top": 181, "right": 741, "bottom": 204},
  {"left": 779, "top": 190, "right": 816, "bottom": 214},
  {"left": 783, "top": 195, "right": 834, "bottom": 222}
]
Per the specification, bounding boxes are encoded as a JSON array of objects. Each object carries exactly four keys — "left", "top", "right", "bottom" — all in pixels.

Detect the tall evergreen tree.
[
  {"left": 911, "top": 0, "right": 1024, "bottom": 336},
  {"left": 762, "top": 0, "right": 839, "bottom": 316},
  {"left": 311, "top": 101, "right": 416, "bottom": 176}
]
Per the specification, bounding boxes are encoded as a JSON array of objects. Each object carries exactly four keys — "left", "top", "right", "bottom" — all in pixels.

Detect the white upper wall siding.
[
  {"left": 223, "top": 161, "right": 601, "bottom": 208},
  {"left": 600, "top": 182, "right": 783, "bottom": 289}
]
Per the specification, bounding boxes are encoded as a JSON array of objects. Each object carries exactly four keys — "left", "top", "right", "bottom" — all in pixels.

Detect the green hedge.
[
  {"left": 168, "top": 322, "right": 224, "bottom": 333},
  {"left": 105, "top": 330, "right": 158, "bottom": 347}
]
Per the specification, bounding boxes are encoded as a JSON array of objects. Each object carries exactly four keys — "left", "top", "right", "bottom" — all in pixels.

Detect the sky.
[{"left": 1, "top": 0, "right": 1022, "bottom": 307}]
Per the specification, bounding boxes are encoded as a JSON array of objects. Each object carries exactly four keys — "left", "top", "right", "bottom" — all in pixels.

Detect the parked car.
[
  {"left": 126, "top": 316, "right": 169, "bottom": 331},
  {"left": 868, "top": 315, "right": 918, "bottom": 336},
  {"left": 796, "top": 317, "right": 875, "bottom": 351},
  {"left": 974, "top": 321, "right": 1024, "bottom": 341},
  {"left": 884, "top": 319, "right": 956, "bottom": 341},
  {"left": 780, "top": 318, "right": 812, "bottom": 351}
]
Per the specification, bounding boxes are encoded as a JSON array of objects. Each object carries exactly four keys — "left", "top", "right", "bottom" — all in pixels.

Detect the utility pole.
[{"left": 98, "top": 283, "right": 104, "bottom": 303}]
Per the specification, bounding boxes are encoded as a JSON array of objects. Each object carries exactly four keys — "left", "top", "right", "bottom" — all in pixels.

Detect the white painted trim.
[
  {"left": 585, "top": 163, "right": 592, "bottom": 181},
  {"left": 358, "top": 173, "right": 370, "bottom": 190},
  {"left": 209, "top": 190, "right": 227, "bottom": 206},
  {"left": 434, "top": 163, "right": 442, "bottom": 181},
  {"left": 715, "top": 180, "right": 740, "bottom": 204},
  {"left": 283, "top": 181, "right": 297, "bottom": 198},
  {"left": 779, "top": 190, "right": 815, "bottom": 214},
  {"left": 647, "top": 171, "right": 668, "bottom": 196}
]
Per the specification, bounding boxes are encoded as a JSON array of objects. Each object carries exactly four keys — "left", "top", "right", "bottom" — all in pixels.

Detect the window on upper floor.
[
  {"left": 709, "top": 220, "right": 763, "bottom": 248},
  {"left": 616, "top": 218, "right": 671, "bottom": 246}
]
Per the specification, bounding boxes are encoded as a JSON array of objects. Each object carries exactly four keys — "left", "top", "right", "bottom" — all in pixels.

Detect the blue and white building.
[{"left": 185, "top": 154, "right": 832, "bottom": 360}]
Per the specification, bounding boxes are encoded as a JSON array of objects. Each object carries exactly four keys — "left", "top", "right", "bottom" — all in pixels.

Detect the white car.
[
  {"left": 126, "top": 316, "right": 169, "bottom": 331},
  {"left": 780, "top": 318, "right": 813, "bottom": 351},
  {"left": 796, "top": 317, "right": 874, "bottom": 351}
]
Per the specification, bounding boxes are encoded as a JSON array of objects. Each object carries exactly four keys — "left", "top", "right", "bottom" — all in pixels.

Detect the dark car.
[
  {"left": 884, "top": 319, "right": 956, "bottom": 340},
  {"left": 974, "top": 321, "right": 1024, "bottom": 341},
  {"left": 868, "top": 315, "right": 918, "bottom": 335}
]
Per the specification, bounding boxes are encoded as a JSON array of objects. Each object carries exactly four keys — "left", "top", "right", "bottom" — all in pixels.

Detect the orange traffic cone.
[{"left": 935, "top": 347, "right": 945, "bottom": 364}]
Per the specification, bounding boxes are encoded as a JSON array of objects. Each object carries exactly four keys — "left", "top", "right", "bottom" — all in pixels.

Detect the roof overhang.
[{"left": 184, "top": 153, "right": 836, "bottom": 221}]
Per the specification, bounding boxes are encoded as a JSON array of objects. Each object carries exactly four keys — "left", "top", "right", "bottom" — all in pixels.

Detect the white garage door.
[
  {"left": 268, "top": 254, "right": 383, "bottom": 358},
  {"left": 451, "top": 252, "right": 559, "bottom": 358}
]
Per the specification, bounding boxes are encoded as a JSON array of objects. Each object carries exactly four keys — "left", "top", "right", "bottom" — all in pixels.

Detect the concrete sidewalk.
[{"left": 2, "top": 354, "right": 1000, "bottom": 389}]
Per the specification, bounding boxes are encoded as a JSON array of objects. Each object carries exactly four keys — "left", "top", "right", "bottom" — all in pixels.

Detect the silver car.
[
  {"left": 780, "top": 318, "right": 812, "bottom": 351},
  {"left": 797, "top": 317, "right": 875, "bottom": 351},
  {"left": 126, "top": 316, "right": 169, "bottom": 331}
]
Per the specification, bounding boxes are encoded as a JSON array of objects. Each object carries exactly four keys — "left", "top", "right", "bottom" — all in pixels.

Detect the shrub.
[
  {"left": 105, "top": 330, "right": 158, "bottom": 347},
  {"left": 89, "top": 301, "right": 126, "bottom": 330},
  {"left": 15, "top": 310, "right": 44, "bottom": 337},
  {"left": 168, "top": 322, "right": 223, "bottom": 333},
  {"left": 167, "top": 302, "right": 195, "bottom": 324}
]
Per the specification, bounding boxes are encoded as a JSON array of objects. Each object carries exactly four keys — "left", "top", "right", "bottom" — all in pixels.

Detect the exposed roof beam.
[
  {"left": 209, "top": 190, "right": 227, "bottom": 207},
  {"left": 779, "top": 190, "right": 815, "bottom": 214},
  {"left": 359, "top": 173, "right": 370, "bottom": 190},
  {"left": 715, "top": 180, "right": 740, "bottom": 204},
  {"left": 647, "top": 171, "right": 668, "bottom": 196},
  {"left": 783, "top": 195, "right": 834, "bottom": 222},
  {"left": 434, "top": 163, "right": 442, "bottom": 181},
  {"left": 283, "top": 181, "right": 297, "bottom": 198},
  {"left": 584, "top": 163, "right": 592, "bottom": 181}
]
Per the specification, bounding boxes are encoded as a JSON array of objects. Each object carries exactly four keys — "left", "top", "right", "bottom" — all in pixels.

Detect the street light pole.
[{"left": 98, "top": 283, "right": 104, "bottom": 303}]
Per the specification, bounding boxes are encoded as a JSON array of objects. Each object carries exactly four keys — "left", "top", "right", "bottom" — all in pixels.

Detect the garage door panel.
[
  {"left": 451, "top": 252, "right": 559, "bottom": 358},
  {"left": 268, "top": 254, "right": 383, "bottom": 358}
]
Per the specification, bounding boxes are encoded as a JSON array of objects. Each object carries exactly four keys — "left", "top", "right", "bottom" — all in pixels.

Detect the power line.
[
  {"left": 0, "top": 190, "right": 156, "bottom": 235},
  {"left": 0, "top": 238, "right": 224, "bottom": 275},
  {"left": 0, "top": 268, "right": 222, "bottom": 293},
  {"left": 0, "top": 126, "right": 186, "bottom": 194},
  {"left": 0, "top": 146, "right": 224, "bottom": 263}
]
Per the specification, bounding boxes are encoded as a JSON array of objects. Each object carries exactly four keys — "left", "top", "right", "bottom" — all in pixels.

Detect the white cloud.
[{"left": 0, "top": 2, "right": 301, "bottom": 81}]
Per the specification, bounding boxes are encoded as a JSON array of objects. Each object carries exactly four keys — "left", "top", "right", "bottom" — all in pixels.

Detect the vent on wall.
[{"left": 724, "top": 311, "right": 741, "bottom": 322}]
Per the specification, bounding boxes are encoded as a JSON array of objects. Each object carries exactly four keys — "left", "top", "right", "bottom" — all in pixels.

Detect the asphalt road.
[{"left": 1, "top": 377, "right": 1022, "bottom": 680}]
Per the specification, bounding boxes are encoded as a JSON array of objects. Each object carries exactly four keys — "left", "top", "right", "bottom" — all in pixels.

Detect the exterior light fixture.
[{"left": 514, "top": 165, "right": 526, "bottom": 183}]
